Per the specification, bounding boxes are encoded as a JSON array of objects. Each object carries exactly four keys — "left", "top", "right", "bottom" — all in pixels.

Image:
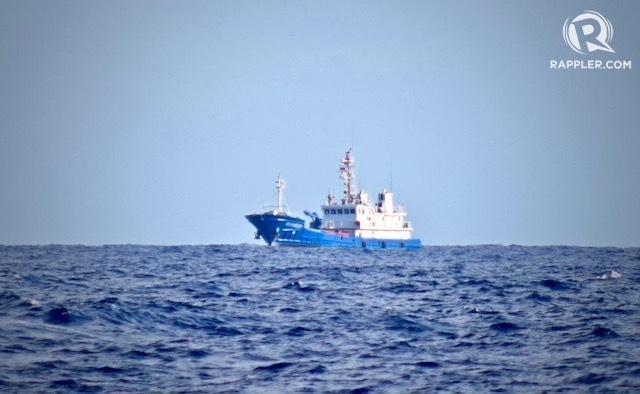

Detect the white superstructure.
[{"left": 320, "top": 149, "right": 414, "bottom": 240}]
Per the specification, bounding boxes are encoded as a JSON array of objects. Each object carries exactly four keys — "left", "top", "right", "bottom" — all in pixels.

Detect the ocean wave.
[{"left": 0, "top": 245, "right": 639, "bottom": 392}]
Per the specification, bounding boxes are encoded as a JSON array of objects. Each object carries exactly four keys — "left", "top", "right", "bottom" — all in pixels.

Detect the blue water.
[{"left": 1, "top": 245, "right": 639, "bottom": 392}]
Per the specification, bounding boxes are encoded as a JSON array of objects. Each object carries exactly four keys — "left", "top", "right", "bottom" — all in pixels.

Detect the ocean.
[{"left": 1, "top": 244, "right": 639, "bottom": 392}]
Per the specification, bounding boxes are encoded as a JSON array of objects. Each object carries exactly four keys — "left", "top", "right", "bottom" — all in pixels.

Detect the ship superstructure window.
[
  {"left": 324, "top": 209, "right": 330, "bottom": 214},
  {"left": 337, "top": 209, "right": 343, "bottom": 214},
  {"left": 331, "top": 209, "right": 337, "bottom": 214},
  {"left": 350, "top": 209, "right": 355, "bottom": 214}
]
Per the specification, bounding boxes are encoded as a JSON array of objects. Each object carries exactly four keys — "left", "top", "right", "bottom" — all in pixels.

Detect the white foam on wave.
[
  {"left": 27, "top": 298, "right": 40, "bottom": 307},
  {"left": 595, "top": 270, "right": 622, "bottom": 280}
]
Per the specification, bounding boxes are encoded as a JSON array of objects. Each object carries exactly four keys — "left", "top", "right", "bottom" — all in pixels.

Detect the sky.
[{"left": 1, "top": 1, "right": 639, "bottom": 247}]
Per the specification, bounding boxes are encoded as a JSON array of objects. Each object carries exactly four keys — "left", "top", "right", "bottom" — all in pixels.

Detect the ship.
[{"left": 245, "top": 149, "right": 421, "bottom": 249}]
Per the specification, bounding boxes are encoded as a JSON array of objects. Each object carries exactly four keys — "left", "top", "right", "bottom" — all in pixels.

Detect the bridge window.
[
  {"left": 337, "top": 209, "right": 343, "bottom": 214},
  {"left": 350, "top": 208, "right": 355, "bottom": 214},
  {"left": 324, "top": 209, "right": 330, "bottom": 214},
  {"left": 331, "top": 209, "right": 337, "bottom": 214}
]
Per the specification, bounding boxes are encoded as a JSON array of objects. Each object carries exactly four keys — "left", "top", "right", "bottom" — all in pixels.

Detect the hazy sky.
[{"left": 1, "top": 1, "right": 639, "bottom": 246}]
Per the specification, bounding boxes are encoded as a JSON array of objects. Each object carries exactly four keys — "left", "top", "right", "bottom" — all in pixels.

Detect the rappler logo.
[{"left": 563, "top": 10, "right": 614, "bottom": 54}]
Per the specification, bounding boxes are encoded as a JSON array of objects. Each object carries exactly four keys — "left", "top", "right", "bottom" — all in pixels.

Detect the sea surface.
[{"left": 1, "top": 244, "right": 639, "bottom": 392}]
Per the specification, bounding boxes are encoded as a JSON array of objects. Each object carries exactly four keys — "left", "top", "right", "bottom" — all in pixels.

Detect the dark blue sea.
[{"left": 1, "top": 245, "right": 639, "bottom": 392}]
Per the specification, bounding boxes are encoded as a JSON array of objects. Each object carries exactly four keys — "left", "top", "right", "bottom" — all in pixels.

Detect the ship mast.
[
  {"left": 339, "top": 149, "right": 356, "bottom": 204},
  {"left": 276, "top": 174, "right": 286, "bottom": 213}
]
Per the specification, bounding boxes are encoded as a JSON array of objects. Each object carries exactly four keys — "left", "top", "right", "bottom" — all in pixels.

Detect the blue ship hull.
[{"left": 246, "top": 212, "right": 421, "bottom": 249}]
